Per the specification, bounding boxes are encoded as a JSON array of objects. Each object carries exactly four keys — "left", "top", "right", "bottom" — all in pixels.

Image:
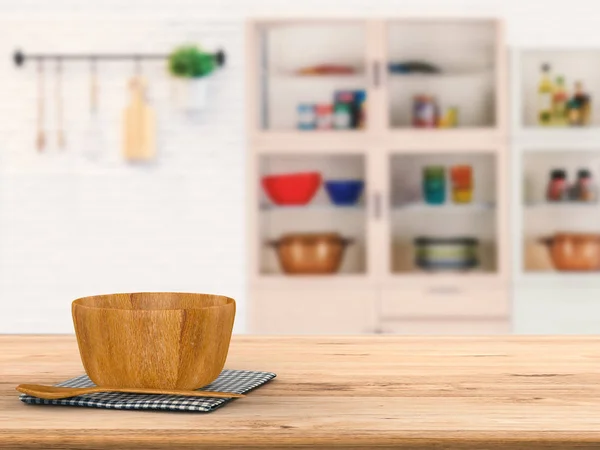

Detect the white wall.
[{"left": 2, "top": 0, "right": 600, "bottom": 334}]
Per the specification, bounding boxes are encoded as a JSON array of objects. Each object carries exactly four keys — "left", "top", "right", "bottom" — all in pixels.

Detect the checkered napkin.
[{"left": 19, "top": 369, "right": 276, "bottom": 413}]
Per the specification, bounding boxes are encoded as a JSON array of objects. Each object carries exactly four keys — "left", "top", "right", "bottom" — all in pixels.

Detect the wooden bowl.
[{"left": 72, "top": 292, "right": 236, "bottom": 390}]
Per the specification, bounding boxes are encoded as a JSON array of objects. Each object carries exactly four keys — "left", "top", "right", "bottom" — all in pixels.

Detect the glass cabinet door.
[
  {"left": 520, "top": 50, "right": 600, "bottom": 130},
  {"left": 388, "top": 151, "right": 499, "bottom": 276},
  {"left": 252, "top": 21, "right": 369, "bottom": 132},
  {"left": 385, "top": 20, "right": 499, "bottom": 130},
  {"left": 522, "top": 150, "right": 600, "bottom": 274},
  {"left": 255, "top": 152, "right": 368, "bottom": 278}
]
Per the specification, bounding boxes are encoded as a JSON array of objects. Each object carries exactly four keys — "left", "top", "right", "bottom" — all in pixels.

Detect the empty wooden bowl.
[{"left": 72, "top": 292, "right": 236, "bottom": 390}]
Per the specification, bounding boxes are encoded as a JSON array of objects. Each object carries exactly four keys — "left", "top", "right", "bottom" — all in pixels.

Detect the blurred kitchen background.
[{"left": 2, "top": 0, "right": 600, "bottom": 335}]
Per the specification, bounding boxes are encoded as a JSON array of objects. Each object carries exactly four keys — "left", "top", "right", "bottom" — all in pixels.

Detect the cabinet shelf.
[
  {"left": 251, "top": 131, "right": 369, "bottom": 153},
  {"left": 393, "top": 202, "right": 495, "bottom": 212},
  {"left": 524, "top": 201, "right": 598, "bottom": 209},
  {"left": 251, "top": 274, "right": 373, "bottom": 290},
  {"left": 516, "top": 273, "right": 600, "bottom": 289},
  {"left": 515, "top": 128, "right": 600, "bottom": 149},
  {"left": 384, "top": 272, "right": 503, "bottom": 287},
  {"left": 389, "top": 69, "right": 493, "bottom": 80},
  {"left": 269, "top": 73, "right": 366, "bottom": 82},
  {"left": 259, "top": 204, "right": 365, "bottom": 212}
]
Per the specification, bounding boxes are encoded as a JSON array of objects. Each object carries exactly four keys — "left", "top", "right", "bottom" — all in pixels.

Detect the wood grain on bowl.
[{"left": 71, "top": 292, "right": 235, "bottom": 390}]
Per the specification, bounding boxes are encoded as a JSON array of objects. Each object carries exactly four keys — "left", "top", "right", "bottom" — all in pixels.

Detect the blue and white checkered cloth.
[{"left": 20, "top": 369, "right": 276, "bottom": 413}]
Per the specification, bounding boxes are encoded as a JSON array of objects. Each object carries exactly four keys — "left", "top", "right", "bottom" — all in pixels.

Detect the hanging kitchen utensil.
[
  {"left": 55, "top": 58, "right": 66, "bottom": 149},
  {"left": 82, "top": 59, "right": 103, "bottom": 160},
  {"left": 36, "top": 60, "right": 45, "bottom": 152},
  {"left": 122, "top": 60, "right": 156, "bottom": 162}
]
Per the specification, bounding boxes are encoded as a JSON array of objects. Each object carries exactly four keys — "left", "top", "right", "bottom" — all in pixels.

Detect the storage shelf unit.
[
  {"left": 247, "top": 18, "right": 509, "bottom": 335},
  {"left": 512, "top": 49, "right": 600, "bottom": 335}
]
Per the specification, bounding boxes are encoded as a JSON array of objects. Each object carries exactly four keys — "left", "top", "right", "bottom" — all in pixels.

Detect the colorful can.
[
  {"left": 316, "top": 104, "right": 334, "bottom": 130},
  {"left": 334, "top": 90, "right": 355, "bottom": 105},
  {"left": 450, "top": 165, "right": 473, "bottom": 204},
  {"left": 333, "top": 103, "right": 351, "bottom": 129},
  {"left": 439, "top": 106, "right": 459, "bottom": 128},
  {"left": 354, "top": 90, "right": 367, "bottom": 129},
  {"left": 413, "top": 95, "right": 438, "bottom": 128},
  {"left": 423, "top": 166, "right": 446, "bottom": 205},
  {"left": 447, "top": 107, "right": 459, "bottom": 127},
  {"left": 297, "top": 103, "right": 316, "bottom": 130}
]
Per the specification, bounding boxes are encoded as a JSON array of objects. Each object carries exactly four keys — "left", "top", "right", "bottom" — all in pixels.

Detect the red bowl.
[{"left": 262, "top": 172, "right": 322, "bottom": 205}]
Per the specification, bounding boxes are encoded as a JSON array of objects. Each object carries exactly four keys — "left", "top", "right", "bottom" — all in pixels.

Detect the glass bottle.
[
  {"left": 573, "top": 169, "right": 597, "bottom": 202},
  {"left": 546, "top": 169, "right": 567, "bottom": 202},
  {"left": 538, "top": 63, "right": 553, "bottom": 126},
  {"left": 552, "top": 76, "right": 568, "bottom": 125},
  {"left": 574, "top": 81, "right": 591, "bottom": 126}
]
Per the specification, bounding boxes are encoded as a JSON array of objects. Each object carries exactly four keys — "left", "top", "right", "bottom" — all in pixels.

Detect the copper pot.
[
  {"left": 268, "top": 232, "right": 353, "bottom": 274},
  {"left": 540, "top": 233, "right": 600, "bottom": 271}
]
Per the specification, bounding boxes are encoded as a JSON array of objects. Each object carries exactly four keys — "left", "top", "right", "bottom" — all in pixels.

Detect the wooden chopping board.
[{"left": 122, "top": 76, "right": 156, "bottom": 161}]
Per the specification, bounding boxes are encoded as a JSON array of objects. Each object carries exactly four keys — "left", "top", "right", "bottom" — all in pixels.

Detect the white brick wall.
[
  {"left": 0, "top": 16, "right": 247, "bottom": 333},
  {"left": 2, "top": 0, "right": 600, "bottom": 333}
]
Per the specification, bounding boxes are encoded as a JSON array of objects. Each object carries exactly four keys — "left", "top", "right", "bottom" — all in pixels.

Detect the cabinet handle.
[
  {"left": 372, "top": 60, "right": 381, "bottom": 88},
  {"left": 428, "top": 286, "right": 463, "bottom": 295},
  {"left": 372, "top": 191, "right": 382, "bottom": 220}
]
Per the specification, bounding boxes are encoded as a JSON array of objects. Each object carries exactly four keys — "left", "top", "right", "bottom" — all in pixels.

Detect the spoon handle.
[
  {"left": 16, "top": 384, "right": 245, "bottom": 400},
  {"left": 103, "top": 387, "right": 244, "bottom": 398}
]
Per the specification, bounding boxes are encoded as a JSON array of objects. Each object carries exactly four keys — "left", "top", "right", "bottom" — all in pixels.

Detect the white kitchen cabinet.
[
  {"left": 380, "top": 319, "right": 510, "bottom": 335},
  {"left": 247, "top": 18, "right": 509, "bottom": 335},
  {"left": 514, "top": 285, "right": 600, "bottom": 335},
  {"left": 381, "top": 286, "right": 510, "bottom": 320},
  {"left": 512, "top": 49, "right": 600, "bottom": 334},
  {"left": 250, "top": 288, "right": 378, "bottom": 335}
]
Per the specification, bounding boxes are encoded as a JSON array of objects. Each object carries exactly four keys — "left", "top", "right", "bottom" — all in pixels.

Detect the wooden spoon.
[{"left": 16, "top": 384, "right": 245, "bottom": 400}]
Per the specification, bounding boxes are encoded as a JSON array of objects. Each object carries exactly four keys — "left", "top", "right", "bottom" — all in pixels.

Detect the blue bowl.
[{"left": 324, "top": 180, "right": 365, "bottom": 206}]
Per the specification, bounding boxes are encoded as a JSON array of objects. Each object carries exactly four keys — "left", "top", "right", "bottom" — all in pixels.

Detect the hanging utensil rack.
[{"left": 13, "top": 49, "right": 226, "bottom": 67}]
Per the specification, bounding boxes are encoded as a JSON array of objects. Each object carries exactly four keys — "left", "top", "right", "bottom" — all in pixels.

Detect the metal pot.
[
  {"left": 414, "top": 236, "right": 479, "bottom": 271},
  {"left": 268, "top": 232, "right": 353, "bottom": 274},
  {"left": 539, "top": 233, "right": 600, "bottom": 271}
]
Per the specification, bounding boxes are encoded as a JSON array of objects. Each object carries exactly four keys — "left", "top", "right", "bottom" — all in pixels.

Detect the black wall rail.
[{"left": 13, "top": 49, "right": 226, "bottom": 67}]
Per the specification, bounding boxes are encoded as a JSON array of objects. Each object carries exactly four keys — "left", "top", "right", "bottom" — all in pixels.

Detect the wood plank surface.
[{"left": 2, "top": 335, "right": 600, "bottom": 449}]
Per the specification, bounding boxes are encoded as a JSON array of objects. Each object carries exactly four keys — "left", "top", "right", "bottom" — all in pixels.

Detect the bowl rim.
[
  {"left": 262, "top": 171, "right": 321, "bottom": 181},
  {"left": 72, "top": 292, "right": 236, "bottom": 311}
]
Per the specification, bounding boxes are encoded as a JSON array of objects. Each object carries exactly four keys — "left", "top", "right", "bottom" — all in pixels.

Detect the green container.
[{"left": 424, "top": 166, "right": 445, "bottom": 180}]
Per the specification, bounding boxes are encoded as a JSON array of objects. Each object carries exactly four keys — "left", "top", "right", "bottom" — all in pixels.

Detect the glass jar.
[
  {"left": 333, "top": 103, "right": 351, "bottom": 129},
  {"left": 423, "top": 166, "right": 446, "bottom": 205},
  {"left": 297, "top": 104, "right": 316, "bottom": 130},
  {"left": 315, "top": 104, "right": 334, "bottom": 130},
  {"left": 451, "top": 165, "right": 473, "bottom": 204},
  {"left": 547, "top": 169, "right": 567, "bottom": 202},
  {"left": 573, "top": 169, "right": 597, "bottom": 202}
]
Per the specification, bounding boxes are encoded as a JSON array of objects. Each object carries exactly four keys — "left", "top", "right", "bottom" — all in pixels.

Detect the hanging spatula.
[{"left": 122, "top": 76, "right": 156, "bottom": 162}]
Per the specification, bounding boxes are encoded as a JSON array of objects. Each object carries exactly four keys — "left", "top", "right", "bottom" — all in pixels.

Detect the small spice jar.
[
  {"left": 450, "top": 165, "right": 473, "bottom": 204},
  {"left": 297, "top": 104, "right": 316, "bottom": 130},
  {"left": 316, "top": 104, "right": 334, "bottom": 130},
  {"left": 423, "top": 166, "right": 446, "bottom": 205},
  {"left": 572, "top": 169, "right": 597, "bottom": 202},
  {"left": 333, "top": 103, "right": 351, "bottom": 129},
  {"left": 547, "top": 169, "right": 567, "bottom": 202}
]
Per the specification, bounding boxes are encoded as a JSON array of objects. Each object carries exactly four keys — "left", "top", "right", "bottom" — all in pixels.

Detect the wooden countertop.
[{"left": 2, "top": 335, "right": 600, "bottom": 449}]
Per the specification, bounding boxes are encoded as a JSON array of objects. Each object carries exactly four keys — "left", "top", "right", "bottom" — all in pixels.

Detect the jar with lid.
[
  {"left": 297, "top": 104, "right": 316, "bottom": 130},
  {"left": 333, "top": 103, "right": 351, "bottom": 129},
  {"left": 546, "top": 169, "right": 567, "bottom": 202},
  {"left": 571, "top": 169, "right": 597, "bottom": 202},
  {"left": 422, "top": 166, "right": 446, "bottom": 205},
  {"left": 450, "top": 165, "right": 473, "bottom": 204},
  {"left": 315, "top": 104, "right": 333, "bottom": 130}
]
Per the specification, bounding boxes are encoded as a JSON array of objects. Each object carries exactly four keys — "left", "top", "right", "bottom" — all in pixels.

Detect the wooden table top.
[{"left": 2, "top": 335, "right": 600, "bottom": 449}]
